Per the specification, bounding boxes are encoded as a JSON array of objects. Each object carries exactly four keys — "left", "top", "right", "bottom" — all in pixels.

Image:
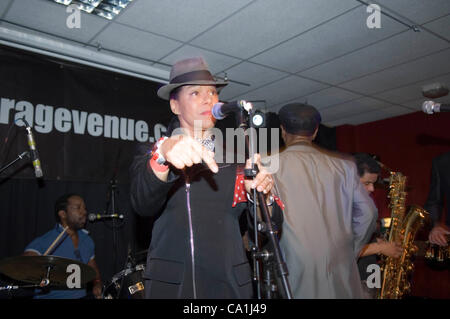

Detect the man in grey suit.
[{"left": 272, "top": 103, "right": 377, "bottom": 298}]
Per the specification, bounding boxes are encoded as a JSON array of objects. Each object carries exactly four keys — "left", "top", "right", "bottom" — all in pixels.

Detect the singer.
[
  {"left": 22, "top": 193, "right": 102, "bottom": 299},
  {"left": 130, "top": 57, "right": 283, "bottom": 299}
]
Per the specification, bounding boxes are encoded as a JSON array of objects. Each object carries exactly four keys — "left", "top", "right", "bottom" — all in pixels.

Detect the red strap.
[
  {"left": 273, "top": 195, "right": 285, "bottom": 211},
  {"left": 232, "top": 169, "right": 247, "bottom": 207},
  {"left": 231, "top": 168, "right": 285, "bottom": 211}
]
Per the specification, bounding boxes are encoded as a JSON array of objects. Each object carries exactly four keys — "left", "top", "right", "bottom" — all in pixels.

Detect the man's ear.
[
  {"left": 280, "top": 125, "right": 287, "bottom": 141},
  {"left": 170, "top": 98, "right": 180, "bottom": 115},
  {"left": 58, "top": 210, "right": 66, "bottom": 221},
  {"left": 312, "top": 126, "right": 319, "bottom": 140}
]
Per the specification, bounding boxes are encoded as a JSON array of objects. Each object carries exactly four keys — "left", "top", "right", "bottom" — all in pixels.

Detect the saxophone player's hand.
[
  {"left": 376, "top": 238, "right": 403, "bottom": 258},
  {"left": 429, "top": 224, "right": 450, "bottom": 247}
]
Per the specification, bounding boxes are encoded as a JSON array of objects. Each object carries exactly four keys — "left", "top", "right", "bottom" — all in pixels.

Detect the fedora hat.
[{"left": 157, "top": 57, "right": 228, "bottom": 100}]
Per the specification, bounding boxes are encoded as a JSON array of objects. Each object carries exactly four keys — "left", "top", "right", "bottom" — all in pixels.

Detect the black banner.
[{"left": 0, "top": 45, "right": 172, "bottom": 183}]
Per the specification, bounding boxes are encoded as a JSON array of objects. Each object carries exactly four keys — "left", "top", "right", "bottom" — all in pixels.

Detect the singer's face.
[
  {"left": 64, "top": 195, "right": 87, "bottom": 230},
  {"left": 170, "top": 85, "right": 219, "bottom": 135}
]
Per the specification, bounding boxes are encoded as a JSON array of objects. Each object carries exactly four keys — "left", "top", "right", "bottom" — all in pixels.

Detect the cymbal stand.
[
  {"left": 39, "top": 265, "right": 53, "bottom": 287},
  {"left": 0, "top": 283, "right": 41, "bottom": 291}
]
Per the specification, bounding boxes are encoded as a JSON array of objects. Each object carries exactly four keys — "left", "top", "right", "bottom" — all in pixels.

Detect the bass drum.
[{"left": 103, "top": 264, "right": 145, "bottom": 299}]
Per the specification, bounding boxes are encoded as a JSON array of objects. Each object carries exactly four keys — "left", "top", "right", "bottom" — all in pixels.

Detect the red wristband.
[{"left": 150, "top": 157, "right": 169, "bottom": 172}]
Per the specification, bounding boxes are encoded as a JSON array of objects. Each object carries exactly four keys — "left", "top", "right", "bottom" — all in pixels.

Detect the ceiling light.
[
  {"left": 54, "top": 0, "right": 72, "bottom": 5},
  {"left": 49, "top": 0, "right": 132, "bottom": 20}
]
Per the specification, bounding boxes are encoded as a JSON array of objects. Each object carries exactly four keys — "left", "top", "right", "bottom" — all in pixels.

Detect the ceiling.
[{"left": 0, "top": 0, "right": 449, "bottom": 127}]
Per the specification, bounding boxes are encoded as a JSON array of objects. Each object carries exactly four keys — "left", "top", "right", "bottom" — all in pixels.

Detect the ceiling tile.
[
  {"left": 423, "top": 14, "right": 450, "bottom": 41},
  {"left": 219, "top": 83, "right": 251, "bottom": 102},
  {"left": 250, "top": 5, "right": 406, "bottom": 73},
  {"left": 376, "top": 72, "right": 450, "bottom": 104},
  {"left": 300, "top": 30, "right": 449, "bottom": 85},
  {"left": 191, "top": 0, "right": 359, "bottom": 59},
  {"left": 159, "top": 45, "right": 240, "bottom": 75},
  {"left": 221, "top": 62, "right": 287, "bottom": 89},
  {"left": 0, "top": 0, "right": 12, "bottom": 18},
  {"left": 340, "top": 49, "right": 450, "bottom": 95},
  {"left": 269, "top": 86, "right": 363, "bottom": 113},
  {"left": 115, "top": 0, "right": 253, "bottom": 42},
  {"left": 218, "top": 62, "right": 289, "bottom": 101},
  {"left": 302, "top": 87, "right": 363, "bottom": 109},
  {"left": 376, "top": 0, "right": 450, "bottom": 24},
  {"left": 4, "top": 0, "right": 109, "bottom": 43},
  {"left": 92, "top": 23, "right": 181, "bottom": 61},
  {"left": 320, "top": 97, "right": 394, "bottom": 122},
  {"left": 233, "top": 75, "right": 329, "bottom": 108}
]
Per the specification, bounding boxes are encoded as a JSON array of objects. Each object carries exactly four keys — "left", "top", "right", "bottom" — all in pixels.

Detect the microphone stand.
[
  {"left": 238, "top": 105, "right": 292, "bottom": 299},
  {"left": 104, "top": 150, "right": 125, "bottom": 275},
  {"left": 108, "top": 178, "right": 120, "bottom": 274},
  {"left": 102, "top": 178, "right": 123, "bottom": 276}
]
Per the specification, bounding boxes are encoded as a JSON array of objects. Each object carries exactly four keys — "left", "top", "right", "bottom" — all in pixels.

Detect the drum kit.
[
  {"left": 102, "top": 263, "right": 145, "bottom": 299},
  {"left": 0, "top": 251, "right": 148, "bottom": 299}
]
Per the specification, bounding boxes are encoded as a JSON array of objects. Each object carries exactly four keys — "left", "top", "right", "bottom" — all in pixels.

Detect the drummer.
[{"left": 23, "top": 193, "right": 102, "bottom": 299}]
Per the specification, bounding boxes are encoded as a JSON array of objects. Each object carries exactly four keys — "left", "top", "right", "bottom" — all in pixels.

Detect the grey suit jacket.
[{"left": 272, "top": 142, "right": 377, "bottom": 298}]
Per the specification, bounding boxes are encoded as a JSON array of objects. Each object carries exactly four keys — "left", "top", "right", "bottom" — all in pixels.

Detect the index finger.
[
  {"left": 202, "top": 151, "right": 218, "bottom": 173},
  {"left": 192, "top": 140, "right": 218, "bottom": 173}
]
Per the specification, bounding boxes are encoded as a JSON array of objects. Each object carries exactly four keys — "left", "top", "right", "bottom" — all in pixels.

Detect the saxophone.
[{"left": 378, "top": 169, "right": 429, "bottom": 299}]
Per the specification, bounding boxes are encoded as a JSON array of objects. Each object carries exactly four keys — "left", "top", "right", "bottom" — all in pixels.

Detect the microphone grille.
[
  {"left": 212, "top": 102, "right": 225, "bottom": 120},
  {"left": 422, "top": 101, "right": 434, "bottom": 114},
  {"left": 88, "top": 213, "right": 96, "bottom": 222}
]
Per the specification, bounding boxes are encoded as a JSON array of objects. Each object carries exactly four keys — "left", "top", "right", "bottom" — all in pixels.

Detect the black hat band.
[{"left": 170, "top": 70, "right": 215, "bottom": 84}]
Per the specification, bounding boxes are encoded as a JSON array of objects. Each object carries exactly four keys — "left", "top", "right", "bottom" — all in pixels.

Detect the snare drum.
[{"left": 103, "top": 264, "right": 145, "bottom": 299}]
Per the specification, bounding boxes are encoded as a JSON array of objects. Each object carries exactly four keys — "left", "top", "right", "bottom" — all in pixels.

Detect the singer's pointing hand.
[
  {"left": 160, "top": 135, "right": 218, "bottom": 173},
  {"left": 244, "top": 154, "right": 273, "bottom": 195}
]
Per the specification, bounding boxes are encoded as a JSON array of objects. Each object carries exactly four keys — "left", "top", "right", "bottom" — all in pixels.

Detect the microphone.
[
  {"left": 25, "top": 125, "right": 43, "bottom": 178},
  {"left": 422, "top": 100, "right": 450, "bottom": 114},
  {"left": 212, "top": 100, "right": 253, "bottom": 120},
  {"left": 88, "top": 213, "right": 124, "bottom": 222}
]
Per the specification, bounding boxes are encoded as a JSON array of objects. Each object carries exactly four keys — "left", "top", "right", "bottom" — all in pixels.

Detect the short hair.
[
  {"left": 54, "top": 193, "right": 81, "bottom": 222},
  {"left": 353, "top": 153, "right": 381, "bottom": 177},
  {"left": 278, "top": 103, "right": 321, "bottom": 136},
  {"left": 169, "top": 86, "right": 182, "bottom": 100}
]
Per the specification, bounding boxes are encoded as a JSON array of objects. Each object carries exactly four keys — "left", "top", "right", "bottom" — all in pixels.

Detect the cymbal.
[{"left": 0, "top": 256, "right": 96, "bottom": 288}]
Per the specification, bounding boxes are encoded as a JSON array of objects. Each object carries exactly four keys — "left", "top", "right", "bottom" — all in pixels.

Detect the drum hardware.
[
  {"left": 0, "top": 255, "right": 96, "bottom": 289},
  {"left": 128, "top": 282, "right": 144, "bottom": 295},
  {"left": 102, "top": 263, "right": 145, "bottom": 299}
]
